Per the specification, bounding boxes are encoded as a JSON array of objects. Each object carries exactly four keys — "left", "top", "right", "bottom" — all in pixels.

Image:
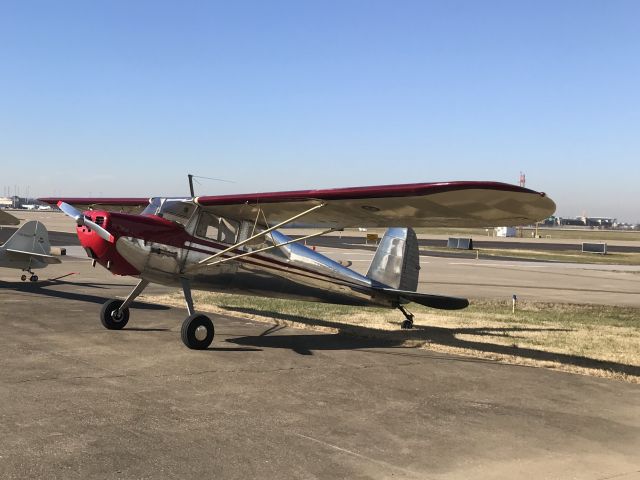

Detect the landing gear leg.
[
  {"left": 100, "top": 278, "right": 150, "bottom": 330},
  {"left": 398, "top": 305, "right": 414, "bottom": 330},
  {"left": 180, "top": 278, "right": 214, "bottom": 350}
]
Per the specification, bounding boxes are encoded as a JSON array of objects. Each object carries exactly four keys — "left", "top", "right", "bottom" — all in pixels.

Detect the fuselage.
[{"left": 77, "top": 201, "right": 395, "bottom": 308}]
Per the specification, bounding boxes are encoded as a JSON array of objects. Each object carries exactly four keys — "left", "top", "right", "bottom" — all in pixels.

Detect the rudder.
[
  {"left": 366, "top": 227, "right": 420, "bottom": 291},
  {"left": 2, "top": 221, "right": 52, "bottom": 255}
]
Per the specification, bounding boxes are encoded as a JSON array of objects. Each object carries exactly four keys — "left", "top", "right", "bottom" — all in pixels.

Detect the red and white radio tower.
[{"left": 519, "top": 172, "right": 526, "bottom": 188}]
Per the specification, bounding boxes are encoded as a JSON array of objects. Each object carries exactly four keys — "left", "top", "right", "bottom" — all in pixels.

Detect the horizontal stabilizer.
[
  {"left": 376, "top": 287, "right": 469, "bottom": 310},
  {"left": 6, "top": 249, "right": 62, "bottom": 264},
  {"left": 0, "top": 210, "right": 20, "bottom": 226}
]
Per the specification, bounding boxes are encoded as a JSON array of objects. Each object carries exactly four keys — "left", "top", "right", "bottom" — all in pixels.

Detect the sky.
[{"left": 1, "top": 1, "right": 639, "bottom": 221}]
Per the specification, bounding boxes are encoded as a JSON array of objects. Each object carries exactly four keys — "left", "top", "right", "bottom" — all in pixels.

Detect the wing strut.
[{"left": 188, "top": 202, "right": 326, "bottom": 270}]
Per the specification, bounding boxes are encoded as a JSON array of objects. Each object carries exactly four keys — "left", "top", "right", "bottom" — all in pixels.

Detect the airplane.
[
  {"left": 0, "top": 209, "right": 20, "bottom": 226},
  {"left": 39, "top": 180, "right": 555, "bottom": 350},
  {"left": 0, "top": 220, "right": 61, "bottom": 281}
]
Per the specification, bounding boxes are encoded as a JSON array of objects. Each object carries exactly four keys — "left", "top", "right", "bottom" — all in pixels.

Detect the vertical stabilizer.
[
  {"left": 366, "top": 228, "right": 420, "bottom": 291},
  {"left": 2, "top": 221, "right": 52, "bottom": 255}
]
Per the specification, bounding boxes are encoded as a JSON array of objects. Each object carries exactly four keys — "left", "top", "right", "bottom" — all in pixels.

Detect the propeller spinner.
[{"left": 57, "top": 202, "right": 115, "bottom": 243}]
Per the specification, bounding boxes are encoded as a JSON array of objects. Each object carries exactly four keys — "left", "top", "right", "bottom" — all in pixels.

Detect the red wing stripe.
[{"left": 196, "top": 181, "right": 542, "bottom": 206}]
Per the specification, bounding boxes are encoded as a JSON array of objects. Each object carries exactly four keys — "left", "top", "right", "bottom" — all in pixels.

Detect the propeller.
[{"left": 57, "top": 202, "right": 115, "bottom": 243}]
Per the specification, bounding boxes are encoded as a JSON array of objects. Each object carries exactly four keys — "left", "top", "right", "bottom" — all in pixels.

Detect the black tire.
[
  {"left": 100, "top": 299, "right": 130, "bottom": 330},
  {"left": 181, "top": 314, "right": 214, "bottom": 350},
  {"left": 30, "top": 275, "right": 38, "bottom": 282},
  {"left": 21, "top": 274, "right": 27, "bottom": 282},
  {"left": 401, "top": 319, "right": 413, "bottom": 330}
]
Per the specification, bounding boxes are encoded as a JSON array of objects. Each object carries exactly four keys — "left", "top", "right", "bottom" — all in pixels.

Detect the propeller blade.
[
  {"left": 57, "top": 202, "right": 115, "bottom": 243},
  {"left": 57, "top": 201, "right": 83, "bottom": 223}
]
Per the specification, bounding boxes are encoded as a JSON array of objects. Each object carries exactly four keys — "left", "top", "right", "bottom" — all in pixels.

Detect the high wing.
[
  {"left": 5, "top": 249, "right": 62, "bottom": 264},
  {"left": 195, "top": 181, "right": 555, "bottom": 228},
  {"left": 39, "top": 181, "right": 555, "bottom": 228},
  {"left": 38, "top": 197, "right": 150, "bottom": 214}
]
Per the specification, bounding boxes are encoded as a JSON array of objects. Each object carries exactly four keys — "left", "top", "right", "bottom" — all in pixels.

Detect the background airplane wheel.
[
  {"left": 181, "top": 314, "right": 214, "bottom": 350},
  {"left": 29, "top": 275, "right": 38, "bottom": 282},
  {"left": 100, "top": 299, "right": 130, "bottom": 330},
  {"left": 401, "top": 319, "right": 413, "bottom": 330},
  {"left": 21, "top": 274, "right": 27, "bottom": 281}
]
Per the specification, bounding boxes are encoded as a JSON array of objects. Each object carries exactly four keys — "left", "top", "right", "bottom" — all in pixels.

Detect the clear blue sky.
[{"left": 1, "top": 1, "right": 639, "bottom": 221}]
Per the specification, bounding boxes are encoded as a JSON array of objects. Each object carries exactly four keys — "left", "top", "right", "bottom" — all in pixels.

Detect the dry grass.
[
  {"left": 421, "top": 246, "right": 640, "bottom": 265},
  {"left": 141, "top": 291, "right": 640, "bottom": 383},
  {"left": 349, "top": 227, "right": 640, "bottom": 242}
]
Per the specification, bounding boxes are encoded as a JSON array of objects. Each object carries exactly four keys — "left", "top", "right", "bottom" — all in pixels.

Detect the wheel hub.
[
  {"left": 194, "top": 325, "right": 208, "bottom": 341},
  {"left": 111, "top": 310, "right": 123, "bottom": 322}
]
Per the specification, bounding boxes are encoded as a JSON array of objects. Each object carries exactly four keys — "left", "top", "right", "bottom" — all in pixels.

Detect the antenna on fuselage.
[{"left": 187, "top": 173, "right": 236, "bottom": 197}]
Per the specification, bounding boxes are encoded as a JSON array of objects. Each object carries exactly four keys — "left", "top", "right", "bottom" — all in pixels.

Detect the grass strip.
[{"left": 142, "top": 291, "right": 640, "bottom": 383}]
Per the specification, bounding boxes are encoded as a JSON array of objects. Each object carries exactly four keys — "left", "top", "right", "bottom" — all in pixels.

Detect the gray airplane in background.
[
  {"left": 0, "top": 221, "right": 61, "bottom": 281},
  {"left": 0, "top": 210, "right": 20, "bottom": 226}
]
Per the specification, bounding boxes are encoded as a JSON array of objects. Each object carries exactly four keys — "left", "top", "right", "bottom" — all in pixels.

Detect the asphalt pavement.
[{"left": 0, "top": 259, "right": 639, "bottom": 479}]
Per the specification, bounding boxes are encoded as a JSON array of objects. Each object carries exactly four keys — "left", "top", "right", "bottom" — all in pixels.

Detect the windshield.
[
  {"left": 141, "top": 198, "right": 163, "bottom": 216},
  {"left": 142, "top": 198, "right": 196, "bottom": 227}
]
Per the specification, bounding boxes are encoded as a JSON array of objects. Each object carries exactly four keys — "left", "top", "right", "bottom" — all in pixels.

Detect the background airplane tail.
[
  {"left": 366, "top": 227, "right": 420, "bottom": 291},
  {"left": 0, "top": 210, "right": 20, "bottom": 226},
  {"left": 3, "top": 221, "right": 52, "bottom": 255}
]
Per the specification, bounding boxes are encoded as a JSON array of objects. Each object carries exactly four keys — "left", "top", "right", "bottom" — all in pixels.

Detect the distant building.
[
  {"left": 559, "top": 217, "right": 586, "bottom": 226},
  {"left": 583, "top": 217, "right": 616, "bottom": 228},
  {"left": 495, "top": 227, "right": 517, "bottom": 237},
  {"left": 551, "top": 216, "right": 620, "bottom": 228}
]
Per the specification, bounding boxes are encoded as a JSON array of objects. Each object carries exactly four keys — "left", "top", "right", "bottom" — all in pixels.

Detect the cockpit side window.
[
  {"left": 160, "top": 201, "right": 196, "bottom": 226},
  {"left": 195, "top": 212, "right": 239, "bottom": 244},
  {"left": 219, "top": 218, "right": 239, "bottom": 244},
  {"left": 196, "top": 212, "right": 220, "bottom": 241}
]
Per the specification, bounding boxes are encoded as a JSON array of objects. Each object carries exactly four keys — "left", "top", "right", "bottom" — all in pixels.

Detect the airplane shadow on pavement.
[
  {"left": 0, "top": 279, "right": 170, "bottom": 311},
  {"left": 224, "top": 306, "right": 640, "bottom": 378}
]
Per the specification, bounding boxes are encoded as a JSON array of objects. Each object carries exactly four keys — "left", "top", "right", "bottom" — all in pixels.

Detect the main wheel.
[
  {"left": 21, "top": 274, "right": 27, "bottom": 281},
  {"left": 181, "top": 314, "right": 214, "bottom": 350},
  {"left": 30, "top": 275, "right": 38, "bottom": 282},
  {"left": 100, "top": 299, "right": 130, "bottom": 330}
]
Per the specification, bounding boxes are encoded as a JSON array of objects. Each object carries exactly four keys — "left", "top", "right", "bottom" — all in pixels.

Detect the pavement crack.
[
  {"left": 4, "top": 361, "right": 427, "bottom": 385},
  {"left": 292, "top": 432, "right": 426, "bottom": 479},
  {"left": 597, "top": 470, "right": 640, "bottom": 480}
]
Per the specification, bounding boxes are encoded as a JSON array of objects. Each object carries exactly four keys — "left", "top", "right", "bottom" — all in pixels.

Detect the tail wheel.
[
  {"left": 100, "top": 299, "right": 130, "bottom": 330},
  {"left": 181, "top": 314, "right": 214, "bottom": 350}
]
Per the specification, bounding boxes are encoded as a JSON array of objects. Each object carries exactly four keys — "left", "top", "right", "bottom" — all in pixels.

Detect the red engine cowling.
[{"left": 78, "top": 211, "right": 140, "bottom": 276}]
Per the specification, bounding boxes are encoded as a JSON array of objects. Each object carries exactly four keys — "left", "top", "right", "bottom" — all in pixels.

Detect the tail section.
[
  {"left": 366, "top": 227, "right": 420, "bottom": 290},
  {"left": 0, "top": 210, "right": 20, "bottom": 226},
  {"left": 3, "top": 221, "right": 52, "bottom": 256}
]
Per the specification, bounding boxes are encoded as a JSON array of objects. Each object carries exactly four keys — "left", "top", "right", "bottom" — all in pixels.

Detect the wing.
[
  {"left": 5, "top": 249, "right": 62, "bottom": 264},
  {"left": 195, "top": 181, "right": 555, "bottom": 228},
  {"left": 38, "top": 197, "right": 150, "bottom": 214},
  {"left": 0, "top": 210, "right": 20, "bottom": 226}
]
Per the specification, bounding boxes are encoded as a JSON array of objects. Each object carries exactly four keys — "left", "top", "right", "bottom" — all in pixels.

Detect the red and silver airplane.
[{"left": 40, "top": 180, "right": 555, "bottom": 350}]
